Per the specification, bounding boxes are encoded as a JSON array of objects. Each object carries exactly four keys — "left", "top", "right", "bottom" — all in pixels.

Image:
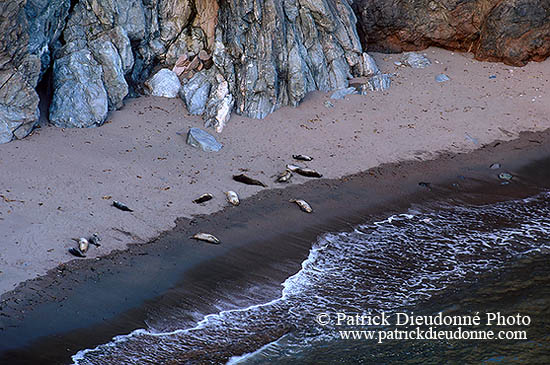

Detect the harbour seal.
[
  {"left": 193, "top": 193, "right": 213, "bottom": 204},
  {"left": 293, "top": 154, "right": 313, "bottom": 161},
  {"left": 78, "top": 238, "right": 89, "bottom": 253},
  {"left": 286, "top": 164, "right": 302, "bottom": 172},
  {"left": 233, "top": 174, "right": 267, "bottom": 187},
  {"left": 191, "top": 233, "right": 221, "bottom": 244},
  {"left": 276, "top": 170, "right": 292, "bottom": 183},
  {"left": 226, "top": 191, "right": 240, "bottom": 206},
  {"left": 295, "top": 167, "right": 322, "bottom": 178},
  {"left": 113, "top": 200, "right": 133, "bottom": 212},
  {"left": 290, "top": 199, "right": 313, "bottom": 213},
  {"left": 89, "top": 233, "right": 101, "bottom": 247},
  {"left": 68, "top": 247, "right": 86, "bottom": 257}
]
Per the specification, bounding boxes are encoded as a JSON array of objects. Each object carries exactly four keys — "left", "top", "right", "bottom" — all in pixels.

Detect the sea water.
[{"left": 72, "top": 192, "right": 550, "bottom": 364}]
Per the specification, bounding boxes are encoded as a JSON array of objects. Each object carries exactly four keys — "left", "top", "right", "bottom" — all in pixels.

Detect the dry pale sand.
[{"left": 0, "top": 47, "right": 549, "bottom": 295}]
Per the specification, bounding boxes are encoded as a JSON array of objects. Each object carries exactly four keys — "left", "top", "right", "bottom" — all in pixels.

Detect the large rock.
[
  {"left": 145, "top": 69, "right": 181, "bottom": 98},
  {"left": 49, "top": 50, "right": 108, "bottom": 128},
  {"left": 352, "top": 0, "right": 550, "bottom": 66},
  {"left": 89, "top": 36, "right": 129, "bottom": 110},
  {"left": 0, "top": 71, "right": 40, "bottom": 143},
  {"left": 213, "top": 0, "right": 369, "bottom": 120},
  {"left": 0, "top": 0, "right": 64, "bottom": 143},
  {"left": 180, "top": 71, "right": 212, "bottom": 115}
]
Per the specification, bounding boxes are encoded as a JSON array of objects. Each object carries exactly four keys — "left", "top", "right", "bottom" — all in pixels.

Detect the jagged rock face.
[
  {"left": 25, "top": 0, "right": 71, "bottom": 80},
  {"left": 352, "top": 0, "right": 550, "bottom": 66},
  {"left": 0, "top": 0, "right": 46, "bottom": 143},
  {"left": 214, "top": 0, "right": 365, "bottom": 119},
  {"left": 48, "top": 0, "right": 368, "bottom": 132},
  {"left": 478, "top": 0, "right": 550, "bottom": 65},
  {"left": 0, "top": 0, "right": 367, "bottom": 141},
  {"left": 4, "top": 0, "right": 548, "bottom": 144}
]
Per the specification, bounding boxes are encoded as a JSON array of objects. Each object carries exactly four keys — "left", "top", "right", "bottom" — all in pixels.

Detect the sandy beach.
[
  {"left": 1, "top": 47, "right": 549, "bottom": 298},
  {"left": 2, "top": 120, "right": 550, "bottom": 363}
]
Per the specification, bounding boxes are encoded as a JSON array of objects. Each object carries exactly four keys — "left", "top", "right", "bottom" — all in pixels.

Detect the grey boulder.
[
  {"left": 180, "top": 71, "right": 212, "bottom": 115},
  {"left": 185, "top": 127, "right": 222, "bottom": 152},
  {"left": 89, "top": 36, "right": 128, "bottom": 110},
  {"left": 402, "top": 52, "right": 431, "bottom": 68},
  {"left": 49, "top": 49, "right": 108, "bottom": 128},
  {"left": 145, "top": 68, "right": 181, "bottom": 98}
]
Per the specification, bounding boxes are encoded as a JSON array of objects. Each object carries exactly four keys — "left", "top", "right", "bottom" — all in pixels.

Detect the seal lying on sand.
[
  {"left": 113, "top": 200, "right": 133, "bottom": 212},
  {"left": 89, "top": 233, "right": 101, "bottom": 247},
  {"left": 233, "top": 174, "right": 267, "bottom": 187},
  {"left": 68, "top": 238, "right": 90, "bottom": 257},
  {"left": 69, "top": 247, "right": 86, "bottom": 257},
  {"left": 276, "top": 170, "right": 292, "bottom": 183},
  {"left": 226, "top": 191, "right": 240, "bottom": 206},
  {"left": 193, "top": 193, "right": 213, "bottom": 204},
  {"left": 290, "top": 199, "right": 313, "bottom": 213},
  {"left": 292, "top": 154, "right": 313, "bottom": 161},
  {"left": 191, "top": 233, "right": 221, "bottom": 244},
  {"left": 286, "top": 164, "right": 302, "bottom": 172},
  {"left": 295, "top": 167, "right": 322, "bottom": 178}
]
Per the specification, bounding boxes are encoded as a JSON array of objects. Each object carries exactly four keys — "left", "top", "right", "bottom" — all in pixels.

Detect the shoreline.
[
  {"left": 0, "top": 47, "right": 549, "bottom": 296},
  {"left": 2, "top": 127, "right": 550, "bottom": 363}
]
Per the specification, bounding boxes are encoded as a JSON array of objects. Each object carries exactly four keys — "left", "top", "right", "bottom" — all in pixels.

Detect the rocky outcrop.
[
  {"left": 0, "top": 0, "right": 371, "bottom": 142},
  {"left": 0, "top": 0, "right": 64, "bottom": 143},
  {"left": 212, "top": 0, "right": 367, "bottom": 120},
  {"left": 352, "top": 0, "right": 550, "bottom": 66},
  {"left": 2, "top": 0, "right": 549, "bottom": 144}
]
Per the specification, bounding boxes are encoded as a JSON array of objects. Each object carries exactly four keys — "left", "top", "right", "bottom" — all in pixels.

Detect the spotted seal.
[
  {"left": 290, "top": 199, "right": 313, "bottom": 213},
  {"left": 276, "top": 170, "right": 292, "bottom": 183},
  {"left": 193, "top": 193, "right": 213, "bottom": 204},
  {"left": 226, "top": 191, "right": 240, "bottom": 206},
  {"left": 191, "top": 233, "right": 221, "bottom": 244}
]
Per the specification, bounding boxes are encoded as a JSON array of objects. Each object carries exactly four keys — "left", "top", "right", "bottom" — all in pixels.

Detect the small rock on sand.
[
  {"left": 403, "top": 52, "right": 431, "bottom": 68},
  {"left": 435, "top": 74, "right": 450, "bottom": 82},
  {"left": 184, "top": 127, "right": 223, "bottom": 152}
]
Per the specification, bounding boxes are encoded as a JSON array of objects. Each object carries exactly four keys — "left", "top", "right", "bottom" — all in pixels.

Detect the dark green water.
[{"left": 272, "top": 252, "right": 550, "bottom": 364}]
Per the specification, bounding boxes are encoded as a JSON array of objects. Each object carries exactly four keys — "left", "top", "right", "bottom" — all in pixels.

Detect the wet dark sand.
[{"left": 2, "top": 129, "right": 550, "bottom": 364}]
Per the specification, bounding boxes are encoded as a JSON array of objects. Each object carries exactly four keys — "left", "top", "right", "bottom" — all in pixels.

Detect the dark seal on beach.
[
  {"left": 112, "top": 200, "right": 133, "bottom": 212},
  {"left": 193, "top": 193, "right": 213, "bottom": 204},
  {"left": 233, "top": 174, "right": 267, "bottom": 187}
]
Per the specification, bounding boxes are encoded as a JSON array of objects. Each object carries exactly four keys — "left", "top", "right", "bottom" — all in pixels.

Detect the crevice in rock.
[{"left": 36, "top": 66, "right": 53, "bottom": 126}]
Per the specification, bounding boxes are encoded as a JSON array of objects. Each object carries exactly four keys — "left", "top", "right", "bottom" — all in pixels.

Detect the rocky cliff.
[
  {"left": 0, "top": 0, "right": 549, "bottom": 144},
  {"left": 353, "top": 0, "right": 550, "bottom": 67}
]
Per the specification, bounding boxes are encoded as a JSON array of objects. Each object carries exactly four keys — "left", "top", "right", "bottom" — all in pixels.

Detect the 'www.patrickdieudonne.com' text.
[
  {"left": 315, "top": 311, "right": 530, "bottom": 344},
  {"left": 339, "top": 327, "right": 527, "bottom": 343}
]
